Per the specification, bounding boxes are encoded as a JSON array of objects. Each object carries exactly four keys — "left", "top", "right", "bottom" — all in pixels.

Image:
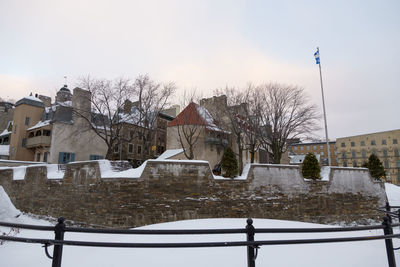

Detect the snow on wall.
[
  {"left": 328, "top": 168, "right": 385, "bottom": 196},
  {"left": 250, "top": 164, "right": 309, "bottom": 193}
]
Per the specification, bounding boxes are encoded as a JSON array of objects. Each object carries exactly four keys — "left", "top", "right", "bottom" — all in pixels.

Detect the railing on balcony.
[
  {"left": 26, "top": 136, "right": 51, "bottom": 148},
  {"left": 205, "top": 137, "right": 229, "bottom": 145}
]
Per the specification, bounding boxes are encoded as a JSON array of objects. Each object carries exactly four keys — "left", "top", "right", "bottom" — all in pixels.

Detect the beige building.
[
  {"left": 287, "top": 141, "right": 337, "bottom": 166},
  {"left": 336, "top": 129, "right": 400, "bottom": 184},
  {"left": 9, "top": 95, "right": 46, "bottom": 161}
]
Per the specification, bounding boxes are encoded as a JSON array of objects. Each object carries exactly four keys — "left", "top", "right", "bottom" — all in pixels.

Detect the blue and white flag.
[{"left": 314, "top": 50, "right": 320, "bottom": 64}]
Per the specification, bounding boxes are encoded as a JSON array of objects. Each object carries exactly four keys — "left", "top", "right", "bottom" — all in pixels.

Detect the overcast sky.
[{"left": 0, "top": 0, "right": 399, "bottom": 140}]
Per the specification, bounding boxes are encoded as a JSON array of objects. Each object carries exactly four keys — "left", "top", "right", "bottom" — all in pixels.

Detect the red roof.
[{"left": 168, "top": 102, "right": 208, "bottom": 127}]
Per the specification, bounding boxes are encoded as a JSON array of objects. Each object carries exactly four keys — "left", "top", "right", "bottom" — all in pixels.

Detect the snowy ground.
[{"left": 0, "top": 184, "right": 400, "bottom": 267}]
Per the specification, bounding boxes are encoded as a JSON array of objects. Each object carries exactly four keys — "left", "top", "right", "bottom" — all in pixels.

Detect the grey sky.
[{"left": 0, "top": 0, "right": 399, "bottom": 140}]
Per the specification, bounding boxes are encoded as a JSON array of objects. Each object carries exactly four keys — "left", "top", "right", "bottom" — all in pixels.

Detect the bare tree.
[
  {"left": 174, "top": 90, "right": 204, "bottom": 160},
  {"left": 212, "top": 87, "right": 247, "bottom": 174},
  {"left": 76, "top": 75, "right": 176, "bottom": 160},
  {"left": 251, "top": 83, "right": 320, "bottom": 163}
]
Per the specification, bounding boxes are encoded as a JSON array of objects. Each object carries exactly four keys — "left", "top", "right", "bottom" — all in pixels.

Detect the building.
[
  {"left": 287, "top": 141, "right": 337, "bottom": 166},
  {"left": 166, "top": 98, "right": 268, "bottom": 169},
  {"left": 336, "top": 129, "right": 400, "bottom": 184},
  {"left": 112, "top": 100, "right": 174, "bottom": 167},
  {"left": 9, "top": 85, "right": 107, "bottom": 163}
]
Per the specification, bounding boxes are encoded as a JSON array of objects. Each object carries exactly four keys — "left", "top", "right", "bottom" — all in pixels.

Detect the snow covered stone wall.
[{"left": 0, "top": 161, "right": 387, "bottom": 227}]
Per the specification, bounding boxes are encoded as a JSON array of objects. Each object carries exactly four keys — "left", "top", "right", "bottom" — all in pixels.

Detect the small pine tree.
[
  {"left": 365, "top": 154, "right": 386, "bottom": 180},
  {"left": 221, "top": 147, "right": 238, "bottom": 178},
  {"left": 301, "top": 153, "right": 321, "bottom": 179}
]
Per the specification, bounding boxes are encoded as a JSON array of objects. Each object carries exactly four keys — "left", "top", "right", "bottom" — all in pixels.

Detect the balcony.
[
  {"left": 205, "top": 137, "right": 229, "bottom": 146},
  {"left": 26, "top": 136, "right": 51, "bottom": 148}
]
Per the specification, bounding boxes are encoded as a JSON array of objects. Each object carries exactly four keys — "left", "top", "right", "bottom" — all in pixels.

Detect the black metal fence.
[{"left": 1, "top": 204, "right": 399, "bottom": 267}]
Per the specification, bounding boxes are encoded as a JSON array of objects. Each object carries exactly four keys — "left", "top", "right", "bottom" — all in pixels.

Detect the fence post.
[
  {"left": 382, "top": 216, "right": 396, "bottom": 267},
  {"left": 52, "top": 217, "right": 66, "bottom": 267},
  {"left": 246, "top": 218, "right": 256, "bottom": 267},
  {"left": 386, "top": 202, "right": 392, "bottom": 223}
]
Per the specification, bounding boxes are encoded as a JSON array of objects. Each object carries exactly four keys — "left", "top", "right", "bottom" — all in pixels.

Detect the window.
[
  {"left": 313, "top": 145, "right": 317, "bottom": 150},
  {"left": 300, "top": 147, "right": 304, "bottom": 151},
  {"left": 90, "top": 155, "right": 104, "bottom": 160},
  {"left": 384, "top": 160, "right": 389, "bottom": 169},
  {"left": 371, "top": 140, "right": 376, "bottom": 145},
  {"left": 25, "top": 117, "right": 30, "bottom": 126},
  {"left": 43, "top": 130, "right": 51, "bottom": 136},
  {"left": 351, "top": 142, "right": 355, "bottom": 147},
  {"left": 360, "top": 141, "right": 365, "bottom": 146},
  {"left": 320, "top": 145, "right": 323, "bottom": 149},
  {"left": 114, "top": 146, "right": 119, "bottom": 152},
  {"left": 383, "top": 149, "right": 388, "bottom": 157},
  {"left": 362, "top": 150, "right": 366, "bottom": 158},
  {"left": 342, "top": 152, "right": 346, "bottom": 158},
  {"left": 396, "top": 161, "right": 400, "bottom": 168},
  {"left": 353, "top": 161, "right": 357, "bottom": 167},
  {"left": 343, "top": 161, "right": 348, "bottom": 167},
  {"left": 321, "top": 151, "right": 324, "bottom": 156},
  {"left": 43, "top": 152, "right": 48, "bottom": 162},
  {"left": 128, "top": 144, "right": 133, "bottom": 153},
  {"left": 352, "top": 151, "right": 356, "bottom": 158},
  {"left": 372, "top": 149, "right": 377, "bottom": 155},
  {"left": 22, "top": 138, "right": 27, "bottom": 147},
  {"left": 294, "top": 147, "right": 297, "bottom": 151},
  {"left": 36, "top": 153, "right": 41, "bottom": 161},
  {"left": 395, "top": 149, "right": 399, "bottom": 157},
  {"left": 14, "top": 124, "right": 17, "bottom": 134},
  {"left": 382, "top": 139, "right": 387, "bottom": 145},
  {"left": 58, "top": 152, "right": 75, "bottom": 164},
  {"left": 307, "top": 146, "right": 310, "bottom": 150},
  {"left": 130, "top": 130, "right": 135, "bottom": 139},
  {"left": 137, "top": 145, "right": 142, "bottom": 155},
  {"left": 393, "top": 139, "right": 398, "bottom": 144},
  {"left": 341, "top": 142, "right": 345, "bottom": 147}
]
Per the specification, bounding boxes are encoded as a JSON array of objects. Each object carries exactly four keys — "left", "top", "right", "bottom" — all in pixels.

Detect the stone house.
[
  {"left": 8, "top": 85, "right": 107, "bottom": 163},
  {"left": 166, "top": 97, "right": 269, "bottom": 169},
  {"left": 111, "top": 100, "right": 174, "bottom": 167}
]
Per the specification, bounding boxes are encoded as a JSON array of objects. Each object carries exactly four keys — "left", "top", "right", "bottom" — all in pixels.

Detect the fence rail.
[{"left": 0, "top": 203, "right": 399, "bottom": 267}]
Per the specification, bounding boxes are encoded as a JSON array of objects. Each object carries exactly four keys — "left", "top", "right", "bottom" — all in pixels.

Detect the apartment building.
[
  {"left": 336, "top": 129, "right": 400, "bottom": 184},
  {"left": 288, "top": 141, "right": 337, "bottom": 166}
]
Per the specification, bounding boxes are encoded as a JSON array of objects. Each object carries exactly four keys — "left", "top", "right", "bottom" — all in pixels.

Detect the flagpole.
[{"left": 316, "top": 47, "right": 332, "bottom": 166}]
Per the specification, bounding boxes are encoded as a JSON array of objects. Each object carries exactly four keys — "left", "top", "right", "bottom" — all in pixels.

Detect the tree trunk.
[{"left": 237, "top": 135, "right": 243, "bottom": 175}]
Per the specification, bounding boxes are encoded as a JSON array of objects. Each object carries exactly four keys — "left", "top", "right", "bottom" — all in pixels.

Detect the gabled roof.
[{"left": 168, "top": 102, "right": 223, "bottom": 132}]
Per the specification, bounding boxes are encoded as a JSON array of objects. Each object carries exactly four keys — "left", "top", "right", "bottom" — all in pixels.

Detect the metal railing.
[{"left": 1, "top": 204, "right": 399, "bottom": 267}]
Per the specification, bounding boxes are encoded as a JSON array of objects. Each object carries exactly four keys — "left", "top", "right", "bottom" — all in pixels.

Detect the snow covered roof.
[
  {"left": 0, "top": 145, "right": 9, "bottom": 156},
  {"left": 15, "top": 95, "right": 44, "bottom": 108},
  {"left": 0, "top": 129, "right": 11, "bottom": 137},
  {"left": 27, "top": 120, "right": 51, "bottom": 131}
]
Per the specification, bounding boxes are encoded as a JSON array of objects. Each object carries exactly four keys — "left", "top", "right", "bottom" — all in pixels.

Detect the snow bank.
[
  {"left": 98, "top": 160, "right": 146, "bottom": 178},
  {"left": 0, "top": 186, "right": 20, "bottom": 220},
  {"left": 46, "top": 164, "right": 65, "bottom": 179},
  {"left": 155, "top": 149, "right": 184, "bottom": 160},
  {"left": 385, "top": 183, "right": 400, "bottom": 206},
  {"left": 0, "top": 145, "right": 9, "bottom": 156},
  {"left": 12, "top": 166, "right": 26, "bottom": 180},
  {"left": 213, "top": 163, "right": 251, "bottom": 180},
  {"left": 320, "top": 166, "right": 331, "bottom": 181}
]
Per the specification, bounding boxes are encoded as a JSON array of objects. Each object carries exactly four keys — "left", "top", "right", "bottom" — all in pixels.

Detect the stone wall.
[{"left": 0, "top": 161, "right": 387, "bottom": 228}]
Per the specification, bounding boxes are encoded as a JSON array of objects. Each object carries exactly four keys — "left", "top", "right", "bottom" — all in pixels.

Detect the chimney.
[
  {"left": 72, "top": 87, "right": 91, "bottom": 124},
  {"left": 38, "top": 95, "right": 52, "bottom": 107},
  {"left": 124, "top": 99, "right": 133, "bottom": 114}
]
